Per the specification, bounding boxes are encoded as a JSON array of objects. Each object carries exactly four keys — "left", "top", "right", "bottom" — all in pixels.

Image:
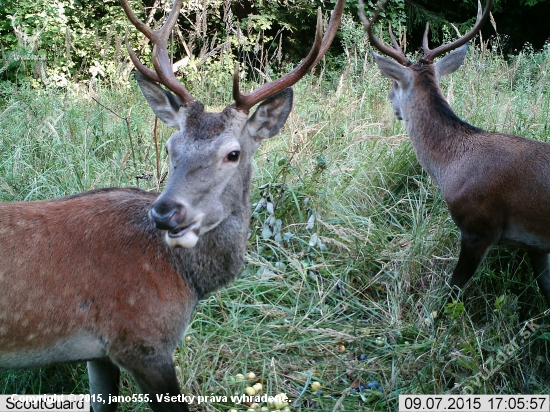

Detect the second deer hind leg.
[
  {"left": 449, "top": 230, "right": 499, "bottom": 300},
  {"left": 527, "top": 251, "right": 550, "bottom": 307}
]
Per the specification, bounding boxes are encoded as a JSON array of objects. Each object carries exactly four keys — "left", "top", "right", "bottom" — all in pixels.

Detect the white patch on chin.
[
  {"left": 165, "top": 230, "right": 200, "bottom": 248},
  {"left": 162, "top": 214, "right": 228, "bottom": 249},
  {"left": 164, "top": 214, "right": 204, "bottom": 249}
]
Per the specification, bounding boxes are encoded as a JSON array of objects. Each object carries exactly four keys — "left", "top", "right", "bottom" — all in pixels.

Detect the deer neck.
[
  {"left": 401, "top": 67, "right": 479, "bottom": 186},
  {"left": 172, "top": 163, "right": 252, "bottom": 300}
]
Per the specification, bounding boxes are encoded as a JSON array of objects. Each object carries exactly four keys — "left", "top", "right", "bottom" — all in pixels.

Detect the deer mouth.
[
  {"left": 168, "top": 219, "right": 201, "bottom": 239},
  {"left": 166, "top": 216, "right": 204, "bottom": 249}
]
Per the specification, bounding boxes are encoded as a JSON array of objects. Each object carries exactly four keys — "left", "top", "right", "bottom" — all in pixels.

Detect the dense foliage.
[
  {"left": 1, "top": 0, "right": 549, "bottom": 87},
  {"left": 406, "top": 0, "right": 550, "bottom": 52},
  {"left": 0, "top": 0, "right": 143, "bottom": 86}
]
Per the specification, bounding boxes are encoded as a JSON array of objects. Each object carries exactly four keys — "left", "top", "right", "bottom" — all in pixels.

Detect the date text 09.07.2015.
[{"left": 399, "top": 395, "right": 549, "bottom": 411}]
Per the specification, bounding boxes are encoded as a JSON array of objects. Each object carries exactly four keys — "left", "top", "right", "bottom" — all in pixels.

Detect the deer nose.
[{"left": 149, "top": 200, "right": 185, "bottom": 230}]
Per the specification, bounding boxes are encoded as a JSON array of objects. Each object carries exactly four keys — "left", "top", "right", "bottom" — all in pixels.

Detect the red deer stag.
[
  {"left": 0, "top": 0, "right": 345, "bottom": 410},
  {"left": 359, "top": 0, "right": 550, "bottom": 307}
]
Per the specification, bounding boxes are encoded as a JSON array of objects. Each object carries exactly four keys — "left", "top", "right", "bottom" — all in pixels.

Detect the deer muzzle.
[{"left": 149, "top": 200, "right": 204, "bottom": 248}]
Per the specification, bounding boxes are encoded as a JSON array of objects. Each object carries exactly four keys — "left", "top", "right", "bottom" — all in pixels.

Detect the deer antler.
[
  {"left": 358, "top": 0, "right": 410, "bottom": 66},
  {"left": 360, "top": 0, "right": 493, "bottom": 66},
  {"left": 422, "top": 0, "right": 493, "bottom": 63},
  {"left": 233, "top": 0, "right": 346, "bottom": 113},
  {"left": 122, "top": 0, "right": 195, "bottom": 106}
]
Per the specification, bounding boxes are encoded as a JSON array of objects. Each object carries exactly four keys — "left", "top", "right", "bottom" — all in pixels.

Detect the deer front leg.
[
  {"left": 124, "top": 358, "right": 190, "bottom": 412},
  {"left": 528, "top": 251, "right": 550, "bottom": 307},
  {"left": 449, "top": 230, "right": 497, "bottom": 299},
  {"left": 88, "top": 359, "right": 120, "bottom": 412}
]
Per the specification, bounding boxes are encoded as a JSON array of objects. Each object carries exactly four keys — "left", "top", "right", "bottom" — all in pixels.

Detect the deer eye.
[{"left": 227, "top": 151, "right": 240, "bottom": 162}]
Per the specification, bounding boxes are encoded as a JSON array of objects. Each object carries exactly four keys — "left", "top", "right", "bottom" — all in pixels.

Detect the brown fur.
[
  {"left": 0, "top": 186, "right": 250, "bottom": 411},
  {"left": 0, "top": 189, "right": 196, "bottom": 358}
]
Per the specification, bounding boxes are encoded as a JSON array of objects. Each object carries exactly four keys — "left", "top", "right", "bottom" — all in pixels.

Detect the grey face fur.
[
  {"left": 136, "top": 72, "right": 293, "bottom": 248},
  {"left": 373, "top": 44, "right": 469, "bottom": 125}
]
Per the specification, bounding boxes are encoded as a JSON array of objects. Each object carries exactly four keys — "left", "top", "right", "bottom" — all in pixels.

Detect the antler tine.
[
  {"left": 388, "top": 25, "right": 404, "bottom": 55},
  {"left": 125, "top": 35, "right": 161, "bottom": 82},
  {"left": 311, "top": 0, "right": 348, "bottom": 68},
  {"left": 358, "top": 0, "right": 410, "bottom": 66},
  {"left": 422, "top": 23, "right": 431, "bottom": 56},
  {"left": 122, "top": 0, "right": 195, "bottom": 106},
  {"left": 476, "top": 0, "right": 484, "bottom": 23},
  {"left": 422, "top": 0, "right": 493, "bottom": 63},
  {"left": 120, "top": 0, "right": 154, "bottom": 41},
  {"left": 233, "top": 0, "right": 346, "bottom": 113}
]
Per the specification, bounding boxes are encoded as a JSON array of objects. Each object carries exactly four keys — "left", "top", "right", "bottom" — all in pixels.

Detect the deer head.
[
  {"left": 359, "top": 0, "right": 493, "bottom": 125},
  {"left": 122, "top": 0, "right": 345, "bottom": 248}
]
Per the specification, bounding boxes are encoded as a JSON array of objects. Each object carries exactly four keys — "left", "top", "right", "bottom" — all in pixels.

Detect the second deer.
[{"left": 359, "top": 0, "right": 550, "bottom": 307}]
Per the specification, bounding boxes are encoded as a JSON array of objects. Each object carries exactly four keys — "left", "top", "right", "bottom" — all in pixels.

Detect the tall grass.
[{"left": 0, "top": 43, "right": 549, "bottom": 410}]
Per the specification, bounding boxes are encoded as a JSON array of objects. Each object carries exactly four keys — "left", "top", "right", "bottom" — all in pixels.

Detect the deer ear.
[
  {"left": 244, "top": 88, "right": 293, "bottom": 141},
  {"left": 435, "top": 44, "right": 468, "bottom": 82},
  {"left": 135, "top": 72, "right": 185, "bottom": 130},
  {"left": 373, "top": 52, "right": 414, "bottom": 89}
]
